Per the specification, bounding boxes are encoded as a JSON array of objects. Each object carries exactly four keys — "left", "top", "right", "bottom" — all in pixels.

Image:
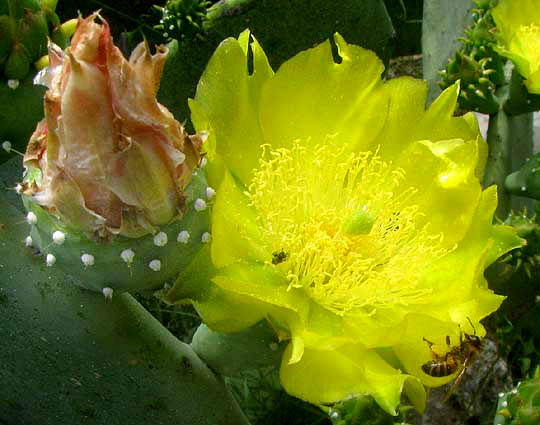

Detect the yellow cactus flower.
[
  {"left": 167, "top": 31, "right": 522, "bottom": 414},
  {"left": 23, "top": 13, "right": 203, "bottom": 238},
  {"left": 492, "top": 0, "right": 540, "bottom": 94}
]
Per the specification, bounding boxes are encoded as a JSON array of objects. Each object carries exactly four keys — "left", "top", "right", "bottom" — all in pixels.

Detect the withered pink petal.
[{"left": 22, "top": 13, "right": 202, "bottom": 238}]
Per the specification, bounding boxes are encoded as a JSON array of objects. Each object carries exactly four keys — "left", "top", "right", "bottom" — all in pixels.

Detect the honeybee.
[
  {"left": 272, "top": 249, "right": 289, "bottom": 265},
  {"left": 422, "top": 322, "right": 483, "bottom": 401}
]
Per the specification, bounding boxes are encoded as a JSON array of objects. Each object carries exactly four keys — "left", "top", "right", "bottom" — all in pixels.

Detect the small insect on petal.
[
  {"left": 52, "top": 231, "right": 66, "bottom": 245},
  {"left": 194, "top": 198, "right": 207, "bottom": 211},
  {"left": 7, "top": 79, "right": 19, "bottom": 90},
  {"left": 102, "top": 287, "right": 114, "bottom": 300},
  {"left": 177, "top": 230, "right": 190, "bottom": 244},
  {"left": 26, "top": 212, "right": 37, "bottom": 225},
  {"left": 201, "top": 232, "right": 211, "bottom": 243},
  {"left": 2, "top": 141, "right": 12, "bottom": 153},
  {"left": 81, "top": 253, "right": 95, "bottom": 266},
  {"left": 149, "top": 259, "right": 161, "bottom": 271},
  {"left": 153, "top": 231, "right": 168, "bottom": 247},
  {"left": 46, "top": 253, "right": 56, "bottom": 266},
  {"left": 206, "top": 187, "right": 215, "bottom": 199},
  {"left": 120, "top": 249, "right": 135, "bottom": 264}
]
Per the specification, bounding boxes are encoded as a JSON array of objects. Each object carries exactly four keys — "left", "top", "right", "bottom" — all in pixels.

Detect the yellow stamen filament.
[{"left": 248, "top": 138, "right": 449, "bottom": 317}]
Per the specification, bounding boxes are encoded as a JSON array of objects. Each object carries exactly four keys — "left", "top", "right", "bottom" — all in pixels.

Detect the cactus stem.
[
  {"left": 194, "top": 198, "right": 207, "bottom": 211},
  {"left": 153, "top": 231, "right": 168, "bottom": 247},
  {"left": 149, "top": 259, "right": 162, "bottom": 271},
  {"left": 81, "top": 253, "right": 95, "bottom": 266},
  {"left": 46, "top": 253, "right": 56, "bottom": 266},
  {"left": 177, "top": 230, "right": 190, "bottom": 243}
]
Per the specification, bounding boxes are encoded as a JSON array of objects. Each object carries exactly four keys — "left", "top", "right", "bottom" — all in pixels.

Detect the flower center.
[{"left": 248, "top": 138, "right": 448, "bottom": 317}]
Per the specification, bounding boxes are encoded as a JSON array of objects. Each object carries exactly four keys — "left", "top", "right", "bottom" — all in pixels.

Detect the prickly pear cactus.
[
  {"left": 0, "top": 0, "right": 75, "bottom": 80},
  {"left": 152, "top": 0, "right": 211, "bottom": 43},
  {"left": 439, "top": 0, "right": 505, "bottom": 114},
  {"left": 494, "top": 370, "right": 540, "bottom": 425},
  {"left": 16, "top": 13, "right": 212, "bottom": 294}
]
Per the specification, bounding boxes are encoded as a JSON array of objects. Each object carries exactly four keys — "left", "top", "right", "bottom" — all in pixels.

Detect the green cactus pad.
[{"left": 21, "top": 170, "right": 212, "bottom": 293}]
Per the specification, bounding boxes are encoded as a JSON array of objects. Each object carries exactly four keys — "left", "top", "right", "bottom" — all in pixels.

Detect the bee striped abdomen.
[{"left": 421, "top": 360, "right": 458, "bottom": 377}]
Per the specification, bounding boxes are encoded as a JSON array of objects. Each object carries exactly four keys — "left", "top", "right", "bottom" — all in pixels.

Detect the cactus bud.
[
  {"left": 17, "top": 8, "right": 49, "bottom": 61},
  {"left": 20, "top": 13, "right": 209, "bottom": 293},
  {"left": 40, "top": 0, "right": 58, "bottom": 12},
  {"left": 0, "top": 14, "right": 15, "bottom": 64},
  {"left": 4, "top": 42, "right": 30, "bottom": 79},
  {"left": 50, "top": 18, "right": 77, "bottom": 48}
]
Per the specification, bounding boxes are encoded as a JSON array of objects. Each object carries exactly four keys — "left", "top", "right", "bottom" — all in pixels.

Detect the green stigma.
[{"left": 342, "top": 206, "right": 376, "bottom": 235}]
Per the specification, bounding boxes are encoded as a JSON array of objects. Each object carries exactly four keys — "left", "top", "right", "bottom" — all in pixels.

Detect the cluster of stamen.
[{"left": 248, "top": 139, "right": 448, "bottom": 317}]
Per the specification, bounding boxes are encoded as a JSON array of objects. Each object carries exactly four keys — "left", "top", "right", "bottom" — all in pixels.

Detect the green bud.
[
  {"left": 0, "top": 14, "right": 15, "bottom": 64},
  {"left": 42, "top": 6, "right": 60, "bottom": 28},
  {"left": 4, "top": 42, "right": 30, "bottom": 79},
  {"left": 18, "top": 9, "right": 49, "bottom": 61},
  {"left": 505, "top": 154, "right": 540, "bottom": 200},
  {"left": 50, "top": 18, "right": 77, "bottom": 48},
  {"left": 7, "top": 0, "right": 40, "bottom": 20},
  {"left": 40, "top": 0, "right": 58, "bottom": 12}
]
